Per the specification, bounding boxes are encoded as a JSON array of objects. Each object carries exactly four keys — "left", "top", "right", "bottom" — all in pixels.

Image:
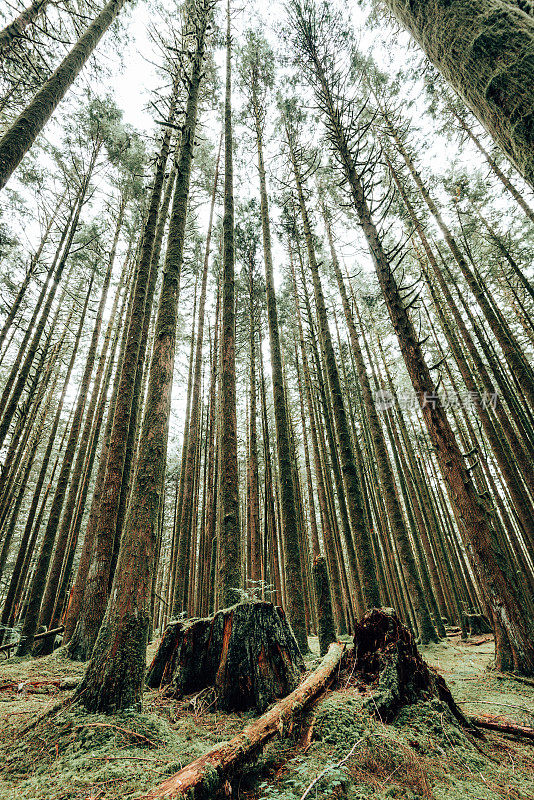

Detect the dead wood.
[
  {"left": 344, "top": 607, "right": 473, "bottom": 727},
  {"left": 147, "top": 601, "right": 305, "bottom": 712},
  {"left": 141, "top": 641, "right": 345, "bottom": 800},
  {"left": 471, "top": 716, "right": 534, "bottom": 741},
  {"left": 0, "top": 625, "right": 64, "bottom": 655},
  {"left": 0, "top": 677, "right": 79, "bottom": 692}
]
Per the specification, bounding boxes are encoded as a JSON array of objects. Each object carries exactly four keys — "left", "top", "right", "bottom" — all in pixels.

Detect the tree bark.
[
  {"left": 382, "top": 0, "right": 534, "bottom": 187},
  {"left": 0, "top": 0, "right": 128, "bottom": 190},
  {"left": 147, "top": 601, "right": 304, "bottom": 712}
]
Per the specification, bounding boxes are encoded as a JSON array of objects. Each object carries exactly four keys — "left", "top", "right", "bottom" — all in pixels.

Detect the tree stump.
[
  {"left": 464, "top": 612, "right": 492, "bottom": 636},
  {"left": 146, "top": 601, "right": 305, "bottom": 712},
  {"left": 346, "top": 607, "right": 473, "bottom": 726}
]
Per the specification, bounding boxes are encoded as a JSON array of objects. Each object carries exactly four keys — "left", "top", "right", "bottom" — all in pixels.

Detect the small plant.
[{"left": 230, "top": 581, "right": 277, "bottom": 603}]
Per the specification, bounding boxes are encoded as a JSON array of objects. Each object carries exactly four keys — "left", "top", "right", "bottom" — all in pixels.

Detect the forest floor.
[{"left": 1, "top": 630, "right": 533, "bottom": 799}]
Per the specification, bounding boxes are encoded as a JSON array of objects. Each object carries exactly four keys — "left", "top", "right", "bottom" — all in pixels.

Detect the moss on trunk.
[{"left": 383, "top": 0, "right": 534, "bottom": 187}]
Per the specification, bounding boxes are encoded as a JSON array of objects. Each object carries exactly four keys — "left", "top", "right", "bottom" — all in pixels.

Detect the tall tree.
[
  {"left": 75, "top": 0, "right": 213, "bottom": 711},
  {"left": 0, "top": 0, "right": 129, "bottom": 190},
  {"left": 239, "top": 31, "right": 308, "bottom": 649},
  {"left": 217, "top": 0, "right": 242, "bottom": 607}
]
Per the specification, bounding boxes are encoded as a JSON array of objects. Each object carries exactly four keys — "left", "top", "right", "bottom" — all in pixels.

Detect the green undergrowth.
[
  {"left": 2, "top": 636, "right": 534, "bottom": 799},
  {"left": 252, "top": 692, "right": 534, "bottom": 800},
  {"left": 0, "top": 701, "right": 246, "bottom": 800}
]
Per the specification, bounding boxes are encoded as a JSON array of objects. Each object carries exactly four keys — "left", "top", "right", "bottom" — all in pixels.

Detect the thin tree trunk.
[
  {"left": 248, "top": 64, "right": 308, "bottom": 650},
  {"left": 388, "top": 128, "right": 534, "bottom": 411},
  {"left": 0, "top": 0, "right": 49, "bottom": 58},
  {"left": 173, "top": 136, "right": 221, "bottom": 613},
  {"left": 0, "top": 191, "right": 63, "bottom": 351},
  {"left": 286, "top": 129, "right": 380, "bottom": 610},
  {"left": 321, "top": 199, "right": 437, "bottom": 642},
  {"left": 218, "top": 0, "right": 242, "bottom": 608},
  {"left": 0, "top": 155, "right": 95, "bottom": 451},
  {"left": 15, "top": 277, "right": 95, "bottom": 656},
  {"left": 449, "top": 104, "right": 534, "bottom": 224},
  {"left": 247, "top": 267, "right": 261, "bottom": 585}
]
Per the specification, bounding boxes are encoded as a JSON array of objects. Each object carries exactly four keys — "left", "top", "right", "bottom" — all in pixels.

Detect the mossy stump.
[
  {"left": 146, "top": 601, "right": 305, "bottom": 712},
  {"left": 346, "top": 607, "right": 473, "bottom": 727},
  {"left": 464, "top": 611, "right": 492, "bottom": 636}
]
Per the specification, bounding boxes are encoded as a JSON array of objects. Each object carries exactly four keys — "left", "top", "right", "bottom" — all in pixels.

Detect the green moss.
[
  {"left": 313, "top": 694, "right": 369, "bottom": 751},
  {"left": 0, "top": 705, "right": 217, "bottom": 800}
]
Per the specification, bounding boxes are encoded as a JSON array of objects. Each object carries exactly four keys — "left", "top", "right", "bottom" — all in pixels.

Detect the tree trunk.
[
  {"left": 36, "top": 206, "right": 123, "bottom": 641},
  {"left": 321, "top": 200, "right": 437, "bottom": 643},
  {"left": 249, "top": 60, "right": 308, "bottom": 650},
  {"left": 63, "top": 259, "right": 134, "bottom": 645},
  {"left": 0, "top": 171, "right": 90, "bottom": 451},
  {"left": 382, "top": 0, "right": 534, "bottom": 187},
  {"left": 389, "top": 128, "right": 534, "bottom": 412},
  {"left": 247, "top": 270, "right": 262, "bottom": 586},
  {"left": 0, "top": 0, "right": 128, "bottom": 190},
  {"left": 74, "top": 2, "right": 210, "bottom": 712},
  {"left": 218, "top": 0, "right": 242, "bottom": 608},
  {"left": 449, "top": 106, "right": 534, "bottom": 225},
  {"left": 286, "top": 131, "right": 380, "bottom": 611},
  {"left": 0, "top": 0, "right": 49, "bottom": 59},
  {"left": 313, "top": 556, "right": 336, "bottom": 657},
  {"left": 67, "top": 83, "right": 180, "bottom": 662},
  {"left": 173, "top": 136, "right": 221, "bottom": 614}
]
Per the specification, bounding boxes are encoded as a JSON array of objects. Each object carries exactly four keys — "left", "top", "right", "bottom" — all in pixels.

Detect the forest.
[{"left": 0, "top": 0, "right": 533, "bottom": 797}]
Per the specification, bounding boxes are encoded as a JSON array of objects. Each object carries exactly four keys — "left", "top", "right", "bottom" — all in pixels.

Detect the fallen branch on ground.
[
  {"left": 464, "top": 637, "right": 493, "bottom": 646},
  {"left": 1, "top": 677, "right": 79, "bottom": 692},
  {"left": 299, "top": 737, "right": 363, "bottom": 800},
  {"left": 471, "top": 716, "right": 534, "bottom": 741},
  {"left": 73, "top": 722, "right": 160, "bottom": 748},
  {"left": 141, "top": 641, "right": 346, "bottom": 799},
  {"left": 18, "top": 695, "right": 74, "bottom": 735},
  {"left": 493, "top": 673, "right": 534, "bottom": 689},
  {"left": 0, "top": 626, "right": 64, "bottom": 654}
]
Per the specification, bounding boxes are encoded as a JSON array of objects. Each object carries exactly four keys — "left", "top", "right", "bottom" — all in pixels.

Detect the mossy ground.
[{"left": 1, "top": 632, "right": 533, "bottom": 799}]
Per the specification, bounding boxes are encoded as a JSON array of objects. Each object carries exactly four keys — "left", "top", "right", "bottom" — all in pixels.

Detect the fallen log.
[
  {"left": 0, "top": 625, "right": 64, "bottom": 655},
  {"left": 0, "top": 677, "right": 80, "bottom": 692},
  {"left": 471, "top": 716, "right": 534, "bottom": 742},
  {"left": 147, "top": 601, "right": 305, "bottom": 712},
  {"left": 141, "top": 641, "right": 345, "bottom": 800}
]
